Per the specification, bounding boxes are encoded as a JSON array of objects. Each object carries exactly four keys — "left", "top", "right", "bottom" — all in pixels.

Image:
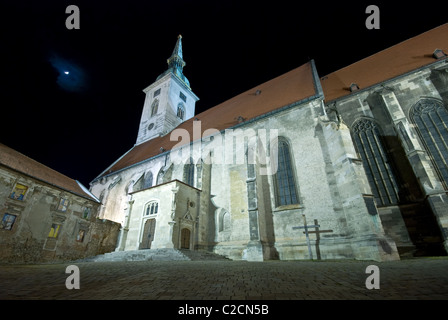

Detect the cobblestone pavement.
[{"left": 1, "top": 257, "right": 448, "bottom": 300}]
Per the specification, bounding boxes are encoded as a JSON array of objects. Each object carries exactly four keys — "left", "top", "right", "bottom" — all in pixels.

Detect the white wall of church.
[
  {"left": 91, "top": 93, "right": 403, "bottom": 261},
  {"left": 90, "top": 155, "right": 167, "bottom": 225}
]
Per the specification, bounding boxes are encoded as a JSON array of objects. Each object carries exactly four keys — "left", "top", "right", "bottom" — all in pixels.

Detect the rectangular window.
[
  {"left": 9, "top": 183, "right": 28, "bottom": 201},
  {"left": 154, "top": 88, "right": 161, "bottom": 97},
  {"left": 76, "top": 229, "right": 86, "bottom": 242},
  {"left": 179, "top": 91, "right": 187, "bottom": 103},
  {"left": 48, "top": 224, "right": 61, "bottom": 238},
  {"left": 57, "top": 198, "right": 69, "bottom": 212},
  {"left": 1, "top": 213, "right": 17, "bottom": 230},
  {"left": 82, "top": 207, "right": 92, "bottom": 220}
]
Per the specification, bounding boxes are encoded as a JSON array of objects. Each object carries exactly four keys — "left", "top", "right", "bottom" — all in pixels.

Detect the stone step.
[
  {"left": 179, "top": 249, "right": 231, "bottom": 261},
  {"left": 77, "top": 248, "right": 230, "bottom": 263},
  {"left": 78, "top": 248, "right": 189, "bottom": 262}
]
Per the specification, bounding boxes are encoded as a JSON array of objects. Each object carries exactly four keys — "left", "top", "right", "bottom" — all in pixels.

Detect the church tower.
[{"left": 136, "top": 35, "right": 199, "bottom": 145}]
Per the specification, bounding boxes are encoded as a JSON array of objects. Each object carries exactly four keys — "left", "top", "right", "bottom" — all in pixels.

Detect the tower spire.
[
  {"left": 168, "top": 34, "right": 184, "bottom": 64},
  {"left": 157, "top": 34, "right": 190, "bottom": 88}
]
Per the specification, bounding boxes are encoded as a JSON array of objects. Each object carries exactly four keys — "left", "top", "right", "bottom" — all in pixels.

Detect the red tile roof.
[
  {"left": 321, "top": 23, "right": 448, "bottom": 102},
  {"left": 97, "top": 62, "right": 318, "bottom": 178},
  {"left": 0, "top": 143, "right": 99, "bottom": 202}
]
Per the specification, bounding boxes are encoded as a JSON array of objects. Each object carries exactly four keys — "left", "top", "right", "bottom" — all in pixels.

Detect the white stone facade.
[{"left": 90, "top": 94, "right": 401, "bottom": 261}]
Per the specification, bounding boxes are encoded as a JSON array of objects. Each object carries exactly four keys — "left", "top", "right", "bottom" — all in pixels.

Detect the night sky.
[{"left": 1, "top": 1, "right": 447, "bottom": 187}]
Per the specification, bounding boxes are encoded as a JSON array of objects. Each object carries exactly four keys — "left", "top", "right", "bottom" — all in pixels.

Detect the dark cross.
[
  {"left": 306, "top": 219, "right": 333, "bottom": 260},
  {"left": 292, "top": 215, "right": 333, "bottom": 260}
]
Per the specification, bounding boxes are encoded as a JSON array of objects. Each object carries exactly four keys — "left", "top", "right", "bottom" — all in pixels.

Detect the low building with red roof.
[{"left": 0, "top": 143, "right": 120, "bottom": 263}]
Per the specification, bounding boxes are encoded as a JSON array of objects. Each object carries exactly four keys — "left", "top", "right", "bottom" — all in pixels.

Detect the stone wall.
[
  {"left": 326, "top": 59, "right": 448, "bottom": 256},
  {"left": 0, "top": 167, "right": 120, "bottom": 263}
]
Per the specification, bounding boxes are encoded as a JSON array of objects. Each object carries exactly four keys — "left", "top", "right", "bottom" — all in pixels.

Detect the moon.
[{"left": 48, "top": 54, "right": 87, "bottom": 92}]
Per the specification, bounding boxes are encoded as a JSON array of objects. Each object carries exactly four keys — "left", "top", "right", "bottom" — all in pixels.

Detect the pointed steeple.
[
  {"left": 168, "top": 34, "right": 185, "bottom": 66},
  {"left": 157, "top": 34, "right": 190, "bottom": 88}
]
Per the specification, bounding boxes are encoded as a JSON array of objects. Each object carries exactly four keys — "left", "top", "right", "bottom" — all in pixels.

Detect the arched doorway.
[
  {"left": 180, "top": 228, "right": 191, "bottom": 249},
  {"left": 140, "top": 218, "right": 156, "bottom": 249}
]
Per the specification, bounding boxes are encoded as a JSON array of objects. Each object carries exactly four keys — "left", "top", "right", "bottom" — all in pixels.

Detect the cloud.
[{"left": 48, "top": 54, "right": 88, "bottom": 92}]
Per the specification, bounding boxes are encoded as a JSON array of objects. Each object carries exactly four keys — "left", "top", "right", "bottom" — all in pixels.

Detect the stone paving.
[{"left": 1, "top": 257, "right": 448, "bottom": 301}]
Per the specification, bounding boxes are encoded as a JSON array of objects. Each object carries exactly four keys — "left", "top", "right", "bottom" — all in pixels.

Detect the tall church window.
[
  {"left": 144, "top": 201, "right": 159, "bottom": 216},
  {"left": 143, "top": 171, "right": 153, "bottom": 189},
  {"left": 219, "top": 210, "right": 230, "bottom": 232},
  {"left": 410, "top": 99, "right": 448, "bottom": 189},
  {"left": 177, "top": 103, "right": 185, "bottom": 120},
  {"left": 351, "top": 118, "right": 399, "bottom": 206},
  {"left": 151, "top": 99, "right": 159, "bottom": 117},
  {"left": 184, "top": 158, "right": 195, "bottom": 187},
  {"left": 275, "top": 139, "right": 298, "bottom": 206}
]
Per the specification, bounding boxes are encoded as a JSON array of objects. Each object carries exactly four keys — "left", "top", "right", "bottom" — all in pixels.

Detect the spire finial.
[
  {"left": 157, "top": 35, "right": 190, "bottom": 88},
  {"left": 168, "top": 34, "right": 185, "bottom": 68}
]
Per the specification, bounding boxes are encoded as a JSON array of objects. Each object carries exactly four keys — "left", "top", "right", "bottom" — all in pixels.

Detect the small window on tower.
[
  {"left": 179, "top": 91, "right": 187, "bottom": 103},
  {"left": 177, "top": 103, "right": 185, "bottom": 120},
  {"left": 154, "top": 88, "right": 161, "bottom": 97},
  {"left": 151, "top": 99, "right": 159, "bottom": 117}
]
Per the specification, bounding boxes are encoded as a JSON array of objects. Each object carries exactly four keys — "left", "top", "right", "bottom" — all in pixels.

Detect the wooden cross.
[{"left": 292, "top": 215, "right": 333, "bottom": 260}]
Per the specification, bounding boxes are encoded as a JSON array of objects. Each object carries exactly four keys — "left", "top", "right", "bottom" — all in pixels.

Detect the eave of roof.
[
  {"left": 0, "top": 143, "right": 100, "bottom": 202},
  {"left": 321, "top": 23, "right": 448, "bottom": 102}
]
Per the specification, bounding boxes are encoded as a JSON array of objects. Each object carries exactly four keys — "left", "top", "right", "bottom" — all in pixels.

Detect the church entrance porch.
[
  {"left": 121, "top": 180, "right": 201, "bottom": 252},
  {"left": 139, "top": 218, "right": 156, "bottom": 249}
]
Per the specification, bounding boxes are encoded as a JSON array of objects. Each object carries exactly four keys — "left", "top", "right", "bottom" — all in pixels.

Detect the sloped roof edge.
[{"left": 0, "top": 143, "right": 99, "bottom": 202}]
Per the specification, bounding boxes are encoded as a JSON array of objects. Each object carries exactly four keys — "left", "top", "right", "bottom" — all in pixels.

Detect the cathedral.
[{"left": 89, "top": 24, "right": 448, "bottom": 261}]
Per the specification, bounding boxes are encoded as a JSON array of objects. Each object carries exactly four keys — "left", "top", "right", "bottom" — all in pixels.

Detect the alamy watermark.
[
  {"left": 66, "top": 5, "right": 380, "bottom": 31},
  {"left": 65, "top": 265, "right": 80, "bottom": 289},
  {"left": 365, "top": 5, "right": 380, "bottom": 30},
  {"left": 169, "top": 121, "right": 279, "bottom": 176},
  {"left": 365, "top": 265, "right": 380, "bottom": 289},
  {"left": 65, "top": 5, "right": 80, "bottom": 30}
]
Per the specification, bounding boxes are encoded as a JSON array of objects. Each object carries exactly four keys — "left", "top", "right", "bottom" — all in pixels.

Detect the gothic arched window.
[
  {"left": 410, "top": 99, "right": 448, "bottom": 189},
  {"left": 351, "top": 118, "right": 399, "bottom": 206},
  {"left": 143, "top": 171, "right": 153, "bottom": 189},
  {"left": 177, "top": 103, "right": 185, "bottom": 120},
  {"left": 218, "top": 210, "right": 230, "bottom": 232},
  {"left": 184, "top": 158, "right": 194, "bottom": 187},
  {"left": 274, "top": 139, "right": 298, "bottom": 206},
  {"left": 144, "top": 201, "right": 159, "bottom": 216},
  {"left": 151, "top": 99, "right": 159, "bottom": 117}
]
